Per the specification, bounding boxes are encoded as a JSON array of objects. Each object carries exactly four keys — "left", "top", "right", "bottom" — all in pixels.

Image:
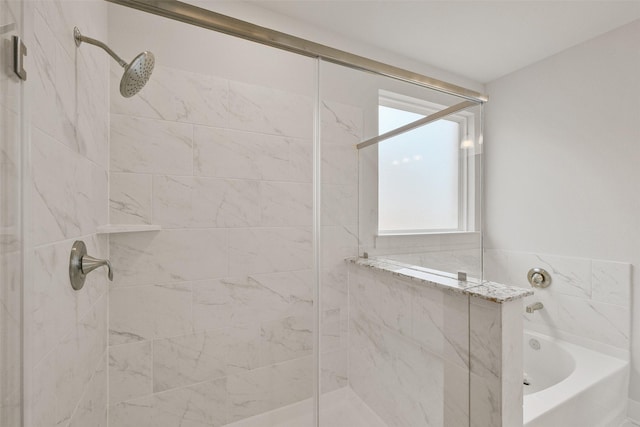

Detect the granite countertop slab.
[{"left": 348, "top": 257, "right": 533, "bottom": 303}]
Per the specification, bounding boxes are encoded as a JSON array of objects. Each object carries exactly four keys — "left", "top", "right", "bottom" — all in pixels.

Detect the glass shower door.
[{"left": 0, "top": 0, "right": 24, "bottom": 424}]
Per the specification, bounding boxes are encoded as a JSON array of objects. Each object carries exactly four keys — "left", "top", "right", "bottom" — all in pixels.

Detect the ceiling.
[{"left": 226, "top": 1, "right": 640, "bottom": 83}]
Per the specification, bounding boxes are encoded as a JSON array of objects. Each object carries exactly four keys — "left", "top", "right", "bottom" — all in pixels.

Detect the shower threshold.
[{"left": 225, "top": 387, "right": 388, "bottom": 427}]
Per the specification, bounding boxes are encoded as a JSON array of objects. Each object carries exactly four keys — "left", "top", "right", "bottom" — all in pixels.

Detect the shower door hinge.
[{"left": 12, "top": 35, "right": 27, "bottom": 81}]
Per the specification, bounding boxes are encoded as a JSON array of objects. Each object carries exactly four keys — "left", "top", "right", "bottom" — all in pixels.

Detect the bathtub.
[{"left": 523, "top": 331, "right": 629, "bottom": 427}]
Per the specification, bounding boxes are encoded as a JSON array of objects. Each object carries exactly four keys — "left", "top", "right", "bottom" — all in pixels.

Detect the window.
[{"left": 378, "top": 91, "right": 477, "bottom": 234}]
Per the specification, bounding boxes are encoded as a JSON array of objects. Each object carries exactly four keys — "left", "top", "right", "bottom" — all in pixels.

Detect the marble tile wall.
[
  {"left": 484, "top": 249, "right": 632, "bottom": 353},
  {"left": 348, "top": 263, "right": 471, "bottom": 427},
  {"left": 25, "top": 1, "right": 110, "bottom": 426},
  {"left": 108, "top": 63, "right": 361, "bottom": 425},
  {"left": 349, "top": 263, "right": 524, "bottom": 427}
]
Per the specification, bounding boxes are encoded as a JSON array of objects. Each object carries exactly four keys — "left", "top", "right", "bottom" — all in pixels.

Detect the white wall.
[{"left": 484, "top": 19, "right": 640, "bottom": 404}]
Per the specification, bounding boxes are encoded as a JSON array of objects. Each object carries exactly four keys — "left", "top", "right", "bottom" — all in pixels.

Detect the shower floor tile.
[{"left": 225, "top": 387, "right": 388, "bottom": 427}]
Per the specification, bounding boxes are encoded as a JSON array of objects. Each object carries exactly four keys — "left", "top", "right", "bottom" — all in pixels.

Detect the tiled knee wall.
[
  {"left": 484, "top": 249, "right": 631, "bottom": 353},
  {"left": 348, "top": 264, "right": 523, "bottom": 427},
  {"left": 107, "top": 64, "right": 361, "bottom": 425}
]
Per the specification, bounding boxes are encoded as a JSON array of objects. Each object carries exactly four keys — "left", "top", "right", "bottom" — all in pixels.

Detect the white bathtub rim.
[{"left": 523, "top": 330, "right": 629, "bottom": 425}]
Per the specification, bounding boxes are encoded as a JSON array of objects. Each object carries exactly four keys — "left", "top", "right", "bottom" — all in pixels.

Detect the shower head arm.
[{"left": 73, "top": 27, "right": 127, "bottom": 68}]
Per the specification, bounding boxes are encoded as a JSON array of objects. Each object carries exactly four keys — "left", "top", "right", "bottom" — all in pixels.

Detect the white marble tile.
[
  {"left": 469, "top": 297, "right": 502, "bottom": 380},
  {"left": 322, "top": 184, "right": 358, "bottom": 227},
  {"left": 413, "top": 286, "right": 470, "bottom": 368},
  {"left": 321, "top": 225, "right": 358, "bottom": 271},
  {"left": 153, "top": 175, "right": 261, "bottom": 228},
  {"left": 592, "top": 259, "right": 631, "bottom": 306},
  {"left": 32, "top": 294, "right": 107, "bottom": 427},
  {"left": 194, "top": 126, "right": 312, "bottom": 183},
  {"left": 228, "top": 81, "right": 313, "bottom": 139},
  {"left": 69, "top": 352, "right": 108, "bottom": 427},
  {"left": 259, "top": 181, "right": 312, "bottom": 227},
  {"left": 501, "top": 300, "right": 524, "bottom": 427},
  {"left": 557, "top": 295, "right": 630, "bottom": 349},
  {"left": 31, "top": 240, "right": 79, "bottom": 365},
  {"left": 31, "top": 128, "right": 104, "bottom": 245},
  {"left": 443, "top": 360, "right": 469, "bottom": 427},
  {"left": 153, "top": 332, "right": 226, "bottom": 392},
  {"left": 110, "top": 114, "right": 193, "bottom": 174},
  {"left": 109, "top": 284, "right": 193, "bottom": 345},
  {"left": 229, "top": 227, "right": 312, "bottom": 276},
  {"left": 192, "top": 275, "right": 310, "bottom": 333},
  {"left": 109, "top": 341, "right": 152, "bottom": 405},
  {"left": 321, "top": 100, "right": 363, "bottom": 145},
  {"left": 153, "top": 378, "right": 227, "bottom": 427},
  {"left": 108, "top": 396, "right": 154, "bottom": 427},
  {"left": 227, "top": 364, "right": 274, "bottom": 422},
  {"left": 112, "top": 64, "right": 229, "bottom": 128},
  {"left": 30, "top": 10, "right": 64, "bottom": 143},
  {"left": 261, "top": 314, "right": 313, "bottom": 365},
  {"left": 321, "top": 308, "right": 342, "bottom": 353},
  {"left": 110, "top": 173, "right": 152, "bottom": 225},
  {"left": 321, "top": 144, "right": 358, "bottom": 185},
  {"left": 76, "top": 43, "right": 110, "bottom": 168},
  {"left": 503, "top": 251, "right": 592, "bottom": 298},
  {"left": 470, "top": 373, "right": 500, "bottom": 427},
  {"left": 375, "top": 274, "right": 413, "bottom": 336},
  {"left": 109, "top": 229, "right": 229, "bottom": 286},
  {"left": 321, "top": 349, "right": 348, "bottom": 393},
  {"left": 270, "top": 356, "right": 313, "bottom": 408}
]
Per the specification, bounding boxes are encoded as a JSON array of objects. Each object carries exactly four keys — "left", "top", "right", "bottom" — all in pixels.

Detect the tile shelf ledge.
[
  {"left": 96, "top": 224, "right": 161, "bottom": 234},
  {"left": 348, "top": 256, "right": 533, "bottom": 303}
]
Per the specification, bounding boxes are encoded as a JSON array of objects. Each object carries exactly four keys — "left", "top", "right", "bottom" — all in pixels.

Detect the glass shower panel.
[
  {"left": 106, "top": 4, "right": 317, "bottom": 426},
  {"left": 0, "top": 0, "right": 23, "bottom": 424},
  {"left": 318, "top": 59, "right": 475, "bottom": 427}
]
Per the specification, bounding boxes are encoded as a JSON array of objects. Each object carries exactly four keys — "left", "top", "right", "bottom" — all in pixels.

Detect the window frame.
[{"left": 377, "top": 90, "right": 477, "bottom": 236}]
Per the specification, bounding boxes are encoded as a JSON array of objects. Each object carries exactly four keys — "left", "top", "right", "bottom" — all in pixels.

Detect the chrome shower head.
[
  {"left": 120, "top": 51, "right": 155, "bottom": 98},
  {"left": 73, "top": 27, "right": 154, "bottom": 98}
]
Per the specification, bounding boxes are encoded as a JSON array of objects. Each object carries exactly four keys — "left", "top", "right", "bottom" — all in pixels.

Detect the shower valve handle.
[
  {"left": 81, "top": 254, "right": 113, "bottom": 281},
  {"left": 69, "top": 240, "right": 113, "bottom": 291}
]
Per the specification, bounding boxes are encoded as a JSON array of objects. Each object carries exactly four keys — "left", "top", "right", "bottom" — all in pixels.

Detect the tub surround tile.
[
  {"left": 592, "top": 260, "right": 631, "bottom": 306},
  {"left": 557, "top": 295, "right": 630, "bottom": 349},
  {"left": 484, "top": 249, "right": 632, "bottom": 352}
]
